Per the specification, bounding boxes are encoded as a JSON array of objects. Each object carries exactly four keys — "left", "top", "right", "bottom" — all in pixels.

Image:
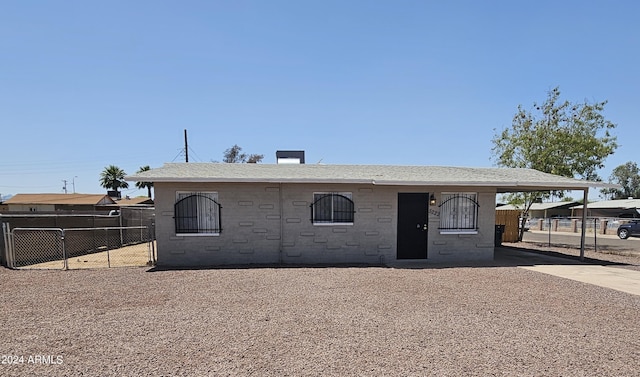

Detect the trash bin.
[{"left": 494, "top": 225, "right": 505, "bottom": 246}]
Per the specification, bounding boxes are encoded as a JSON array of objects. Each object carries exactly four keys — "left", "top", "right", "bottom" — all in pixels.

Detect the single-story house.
[
  {"left": 496, "top": 201, "right": 578, "bottom": 219},
  {"left": 570, "top": 198, "right": 640, "bottom": 218},
  {"left": 127, "top": 163, "right": 610, "bottom": 266},
  {"left": 2, "top": 193, "right": 117, "bottom": 213}
]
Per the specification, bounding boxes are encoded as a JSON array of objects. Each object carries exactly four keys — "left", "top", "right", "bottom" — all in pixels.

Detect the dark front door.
[{"left": 397, "top": 193, "right": 429, "bottom": 259}]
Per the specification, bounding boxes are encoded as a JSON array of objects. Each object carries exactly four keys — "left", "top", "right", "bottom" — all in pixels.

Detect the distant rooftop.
[
  {"left": 4, "top": 193, "right": 116, "bottom": 206},
  {"left": 571, "top": 198, "right": 640, "bottom": 210}
]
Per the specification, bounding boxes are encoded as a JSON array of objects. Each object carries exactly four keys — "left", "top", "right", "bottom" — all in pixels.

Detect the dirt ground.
[
  {"left": 1, "top": 244, "right": 639, "bottom": 376},
  {"left": 11, "top": 242, "right": 155, "bottom": 270}
]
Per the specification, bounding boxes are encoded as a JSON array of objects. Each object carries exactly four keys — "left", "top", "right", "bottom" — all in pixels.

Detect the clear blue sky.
[{"left": 1, "top": 0, "right": 638, "bottom": 199}]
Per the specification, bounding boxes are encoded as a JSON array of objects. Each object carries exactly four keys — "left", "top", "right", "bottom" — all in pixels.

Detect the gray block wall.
[
  {"left": 427, "top": 190, "right": 496, "bottom": 262},
  {"left": 153, "top": 182, "right": 496, "bottom": 266},
  {"left": 279, "top": 184, "right": 397, "bottom": 264}
]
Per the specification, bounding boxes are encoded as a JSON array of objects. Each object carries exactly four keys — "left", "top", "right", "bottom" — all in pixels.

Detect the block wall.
[{"left": 153, "top": 182, "right": 497, "bottom": 266}]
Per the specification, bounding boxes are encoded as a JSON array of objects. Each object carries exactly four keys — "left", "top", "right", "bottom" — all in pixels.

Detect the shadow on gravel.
[
  {"left": 387, "top": 247, "right": 629, "bottom": 270},
  {"left": 490, "top": 246, "right": 625, "bottom": 267},
  {"left": 145, "top": 246, "right": 629, "bottom": 272},
  {"left": 146, "top": 263, "right": 386, "bottom": 272}
]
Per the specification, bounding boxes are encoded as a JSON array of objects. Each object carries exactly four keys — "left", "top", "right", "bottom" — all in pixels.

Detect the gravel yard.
[{"left": 1, "top": 248, "right": 640, "bottom": 376}]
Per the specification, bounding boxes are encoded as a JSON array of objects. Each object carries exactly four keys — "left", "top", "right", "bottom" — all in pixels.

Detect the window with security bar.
[
  {"left": 311, "top": 193, "right": 355, "bottom": 224},
  {"left": 439, "top": 193, "right": 479, "bottom": 232},
  {"left": 174, "top": 192, "right": 222, "bottom": 235}
]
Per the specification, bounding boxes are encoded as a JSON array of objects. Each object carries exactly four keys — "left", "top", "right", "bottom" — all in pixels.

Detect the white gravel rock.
[{"left": 1, "top": 248, "right": 639, "bottom": 376}]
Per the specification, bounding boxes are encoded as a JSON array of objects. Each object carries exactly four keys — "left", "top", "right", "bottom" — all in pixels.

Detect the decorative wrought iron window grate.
[
  {"left": 438, "top": 193, "right": 479, "bottom": 230},
  {"left": 174, "top": 192, "right": 222, "bottom": 234},
  {"left": 310, "top": 193, "right": 355, "bottom": 224}
]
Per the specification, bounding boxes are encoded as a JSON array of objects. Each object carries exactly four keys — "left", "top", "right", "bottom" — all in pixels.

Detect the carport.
[{"left": 492, "top": 179, "right": 618, "bottom": 261}]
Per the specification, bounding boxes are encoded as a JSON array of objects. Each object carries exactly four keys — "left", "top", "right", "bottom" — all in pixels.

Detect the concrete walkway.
[
  {"left": 521, "top": 264, "right": 640, "bottom": 296},
  {"left": 496, "top": 248, "right": 640, "bottom": 296}
]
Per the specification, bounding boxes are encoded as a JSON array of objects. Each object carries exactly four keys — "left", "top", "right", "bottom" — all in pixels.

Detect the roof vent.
[
  {"left": 276, "top": 150, "right": 305, "bottom": 164},
  {"left": 107, "top": 190, "right": 121, "bottom": 200}
]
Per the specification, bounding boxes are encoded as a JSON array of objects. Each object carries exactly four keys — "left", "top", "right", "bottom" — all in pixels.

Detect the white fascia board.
[
  {"left": 128, "top": 177, "right": 616, "bottom": 190},
  {"left": 144, "top": 177, "right": 376, "bottom": 184}
]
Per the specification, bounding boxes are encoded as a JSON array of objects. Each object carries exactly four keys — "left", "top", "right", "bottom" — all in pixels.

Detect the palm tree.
[
  {"left": 135, "top": 165, "right": 153, "bottom": 198},
  {"left": 100, "top": 165, "right": 129, "bottom": 194}
]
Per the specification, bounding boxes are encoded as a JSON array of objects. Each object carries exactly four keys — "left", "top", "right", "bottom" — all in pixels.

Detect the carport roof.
[
  {"left": 497, "top": 201, "right": 579, "bottom": 211},
  {"left": 127, "top": 163, "right": 615, "bottom": 192}
]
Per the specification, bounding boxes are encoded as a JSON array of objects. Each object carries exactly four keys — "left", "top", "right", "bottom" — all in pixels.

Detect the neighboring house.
[
  {"left": 108, "top": 195, "right": 153, "bottom": 208},
  {"left": 99, "top": 195, "right": 155, "bottom": 215},
  {"left": 571, "top": 198, "right": 640, "bottom": 218},
  {"left": 497, "top": 202, "right": 578, "bottom": 219},
  {"left": 127, "top": 163, "right": 607, "bottom": 267},
  {"left": 3, "top": 193, "right": 116, "bottom": 212}
]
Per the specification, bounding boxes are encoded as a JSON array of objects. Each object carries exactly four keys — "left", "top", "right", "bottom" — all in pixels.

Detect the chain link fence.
[
  {"left": 4, "top": 225, "right": 155, "bottom": 270},
  {"left": 527, "top": 217, "right": 620, "bottom": 235}
]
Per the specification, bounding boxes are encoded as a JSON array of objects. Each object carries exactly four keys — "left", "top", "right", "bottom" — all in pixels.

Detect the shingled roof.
[{"left": 127, "top": 163, "right": 615, "bottom": 193}]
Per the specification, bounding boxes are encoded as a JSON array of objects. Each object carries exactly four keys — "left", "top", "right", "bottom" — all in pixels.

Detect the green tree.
[
  {"left": 223, "top": 144, "right": 264, "bottom": 163},
  {"left": 100, "top": 165, "right": 129, "bottom": 193},
  {"left": 492, "top": 87, "right": 618, "bottom": 240},
  {"left": 600, "top": 161, "right": 640, "bottom": 199},
  {"left": 135, "top": 165, "right": 154, "bottom": 198}
]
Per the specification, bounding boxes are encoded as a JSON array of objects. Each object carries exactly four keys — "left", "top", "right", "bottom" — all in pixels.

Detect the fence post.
[
  {"left": 8, "top": 225, "right": 15, "bottom": 269},
  {"left": 119, "top": 213, "right": 124, "bottom": 247},
  {"left": 146, "top": 226, "right": 152, "bottom": 264},
  {"left": 151, "top": 222, "right": 156, "bottom": 263},
  {"left": 594, "top": 218, "right": 598, "bottom": 252},
  {"left": 105, "top": 228, "right": 111, "bottom": 268},
  {"left": 2, "top": 222, "right": 13, "bottom": 268},
  {"left": 61, "top": 229, "right": 68, "bottom": 270}
]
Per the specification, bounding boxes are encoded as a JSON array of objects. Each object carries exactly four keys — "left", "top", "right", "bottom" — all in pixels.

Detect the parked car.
[{"left": 617, "top": 220, "right": 640, "bottom": 239}]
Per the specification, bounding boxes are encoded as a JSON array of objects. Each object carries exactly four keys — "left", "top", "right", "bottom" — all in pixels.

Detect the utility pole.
[
  {"left": 62, "top": 180, "right": 68, "bottom": 194},
  {"left": 184, "top": 129, "right": 189, "bottom": 162}
]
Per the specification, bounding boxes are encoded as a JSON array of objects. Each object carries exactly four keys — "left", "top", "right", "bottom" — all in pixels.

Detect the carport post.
[{"left": 579, "top": 188, "right": 588, "bottom": 262}]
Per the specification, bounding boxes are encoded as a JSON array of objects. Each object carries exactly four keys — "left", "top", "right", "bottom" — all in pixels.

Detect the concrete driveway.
[{"left": 496, "top": 247, "right": 640, "bottom": 296}]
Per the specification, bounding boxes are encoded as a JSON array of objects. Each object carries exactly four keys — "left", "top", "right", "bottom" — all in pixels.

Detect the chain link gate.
[
  {"left": 4, "top": 225, "right": 155, "bottom": 270},
  {"left": 9, "top": 228, "right": 66, "bottom": 269}
]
